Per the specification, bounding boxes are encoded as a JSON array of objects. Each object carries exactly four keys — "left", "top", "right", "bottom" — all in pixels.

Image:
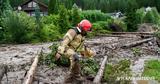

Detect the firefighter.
[{"left": 55, "top": 19, "right": 96, "bottom": 83}]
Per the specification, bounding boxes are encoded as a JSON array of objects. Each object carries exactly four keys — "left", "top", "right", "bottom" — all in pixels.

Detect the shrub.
[
  {"left": 40, "top": 14, "right": 62, "bottom": 41},
  {"left": 93, "top": 21, "right": 111, "bottom": 33},
  {"left": 143, "top": 7, "right": 160, "bottom": 26},
  {"left": 41, "top": 14, "right": 59, "bottom": 25},
  {"left": 71, "top": 4, "right": 81, "bottom": 26},
  {"left": 40, "top": 24, "right": 62, "bottom": 41},
  {"left": 2, "top": 11, "right": 36, "bottom": 43},
  {"left": 135, "top": 8, "right": 146, "bottom": 24},
  {"left": 87, "top": 21, "right": 112, "bottom": 38},
  {"left": 131, "top": 48, "right": 141, "bottom": 57},
  {"left": 87, "top": 18, "right": 127, "bottom": 37},
  {"left": 0, "top": 18, "right": 5, "bottom": 42},
  {"left": 58, "top": 5, "right": 71, "bottom": 34},
  {"left": 80, "top": 10, "right": 111, "bottom": 23},
  {"left": 125, "top": 11, "right": 138, "bottom": 32},
  {"left": 104, "top": 59, "right": 131, "bottom": 83},
  {"left": 136, "top": 7, "right": 160, "bottom": 26},
  {"left": 110, "top": 18, "right": 127, "bottom": 32},
  {"left": 0, "top": 27, "right": 4, "bottom": 43}
]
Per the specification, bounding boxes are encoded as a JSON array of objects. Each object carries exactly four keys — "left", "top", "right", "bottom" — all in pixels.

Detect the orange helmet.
[{"left": 78, "top": 19, "right": 92, "bottom": 32}]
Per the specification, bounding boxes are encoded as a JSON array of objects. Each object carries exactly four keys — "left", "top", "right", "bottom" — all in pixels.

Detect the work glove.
[
  {"left": 57, "top": 46, "right": 65, "bottom": 55},
  {"left": 83, "top": 46, "right": 96, "bottom": 58},
  {"left": 55, "top": 52, "right": 61, "bottom": 61},
  {"left": 73, "top": 53, "right": 80, "bottom": 61}
]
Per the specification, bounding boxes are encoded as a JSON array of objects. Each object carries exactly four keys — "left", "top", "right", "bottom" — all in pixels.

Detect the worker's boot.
[
  {"left": 64, "top": 74, "right": 74, "bottom": 83},
  {"left": 64, "top": 61, "right": 84, "bottom": 83},
  {"left": 72, "top": 62, "right": 84, "bottom": 82}
]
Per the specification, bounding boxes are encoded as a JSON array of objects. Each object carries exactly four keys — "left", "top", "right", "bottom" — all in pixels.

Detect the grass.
[
  {"left": 142, "top": 60, "right": 160, "bottom": 82},
  {"left": 131, "top": 48, "right": 141, "bottom": 57},
  {"left": 103, "top": 59, "right": 131, "bottom": 84}
]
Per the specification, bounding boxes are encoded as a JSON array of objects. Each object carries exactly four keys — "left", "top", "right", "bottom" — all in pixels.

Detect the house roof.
[{"left": 20, "top": 0, "right": 48, "bottom": 8}]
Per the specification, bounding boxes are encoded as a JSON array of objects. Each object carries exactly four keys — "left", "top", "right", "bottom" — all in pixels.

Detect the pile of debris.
[{"left": 0, "top": 28, "right": 160, "bottom": 84}]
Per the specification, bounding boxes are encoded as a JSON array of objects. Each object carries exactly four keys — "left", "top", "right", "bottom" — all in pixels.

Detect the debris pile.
[{"left": 0, "top": 31, "right": 160, "bottom": 84}]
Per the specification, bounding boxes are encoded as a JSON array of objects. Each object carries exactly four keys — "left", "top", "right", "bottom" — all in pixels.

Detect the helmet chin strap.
[
  {"left": 76, "top": 27, "right": 87, "bottom": 36},
  {"left": 76, "top": 27, "right": 82, "bottom": 33}
]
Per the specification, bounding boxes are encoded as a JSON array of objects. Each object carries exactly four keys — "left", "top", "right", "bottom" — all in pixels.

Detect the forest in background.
[{"left": 0, "top": 0, "right": 160, "bottom": 43}]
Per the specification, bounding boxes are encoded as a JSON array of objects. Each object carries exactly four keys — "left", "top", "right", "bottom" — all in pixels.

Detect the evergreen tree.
[
  {"left": 143, "top": 8, "right": 160, "bottom": 25},
  {"left": 58, "top": 5, "right": 70, "bottom": 33},
  {"left": 0, "top": 0, "right": 12, "bottom": 16},
  {"left": 64, "top": 0, "right": 75, "bottom": 9},
  {"left": 143, "top": 11, "right": 155, "bottom": 23},
  {"left": 9, "top": 0, "right": 24, "bottom": 9},
  {"left": 35, "top": 4, "right": 41, "bottom": 38},
  {"left": 48, "top": 0, "right": 59, "bottom": 14},
  {"left": 71, "top": 3, "right": 81, "bottom": 26},
  {"left": 0, "top": 0, "right": 12, "bottom": 42},
  {"left": 125, "top": 0, "right": 139, "bottom": 32},
  {"left": 99, "top": 0, "right": 110, "bottom": 12}
]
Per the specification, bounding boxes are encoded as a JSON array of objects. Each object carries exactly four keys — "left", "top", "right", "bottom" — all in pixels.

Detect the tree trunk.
[
  {"left": 93, "top": 55, "right": 108, "bottom": 84},
  {"left": 121, "top": 38, "right": 153, "bottom": 48},
  {"left": 97, "top": 34, "right": 153, "bottom": 38},
  {"left": 23, "top": 49, "right": 41, "bottom": 84},
  {"left": 111, "top": 32, "right": 153, "bottom": 35}
]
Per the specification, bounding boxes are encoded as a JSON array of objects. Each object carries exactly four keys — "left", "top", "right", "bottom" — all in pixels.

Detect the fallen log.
[
  {"left": 111, "top": 32, "right": 154, "bottom": 35},
  {"left": 0, "top": 64, "right": 7, "bottom": 82},
  {"left": 85, "top": 41, "right": 107, "bottom": 45},
  {"left": 93, "top": 55, "right": 108, "bottom": 84},
  {"left": 23, "top": 49, "right": 42, "bottom": 84},
  {"left": 97, "top": 34, "right": 153, "bottom": 38},
  {"left": 121, "top": 38, "right": 153, "bottom": 48}
]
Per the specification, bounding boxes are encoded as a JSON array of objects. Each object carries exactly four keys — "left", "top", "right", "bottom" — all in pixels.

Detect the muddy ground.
[{"left": 0, "top": 35, "right": 160, "bottom": 84}]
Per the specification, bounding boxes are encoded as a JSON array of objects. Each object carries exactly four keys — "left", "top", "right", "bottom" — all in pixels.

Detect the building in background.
[{"left": 17, "top": 0, "right": 48, "bottom": 16}]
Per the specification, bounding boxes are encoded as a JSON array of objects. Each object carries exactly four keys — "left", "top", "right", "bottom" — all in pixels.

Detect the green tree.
[
  {"left": 63, "top": 0, "right": 75, "bottom": 9},
  {"left": 0, "top": 0, "right": 12, "bottom": 42},
  {"left": 125, "top": 0, "right": 139, "bottom": 31},
  {"left": 143, "top": 11, "right": 155, "bottom": 23},
  {"left": 71, "top": 3, "right": 81, "bottom": 26},
  {"left": 0, "top": 0, "right": 11, "bottom": 14},
  {"left": 35, "top": 5, "right": 41, "bottom": 31},
  {"left": 48, "top": 0, "right": 60, "bottom": 14},
  {"left": 9, "top": 0, "right": 24, "bottom": 9},
  {"left": 58, "top": 5, "right": 70, "bottom": 34},
  {"left": 39, "top": 0, "right": 49, "bottom": 5},
  {"left": 34, "top": 5, "right": 43, "bottom": 41},
  {"left": 155, "top": 0, "right": 160, "bottom": 12},
  {"left": 143, "top": 8, "right": 160, "bottom": 25},
  {"left": 99, "top": 0, "right": 108, "bottom": 12}
]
